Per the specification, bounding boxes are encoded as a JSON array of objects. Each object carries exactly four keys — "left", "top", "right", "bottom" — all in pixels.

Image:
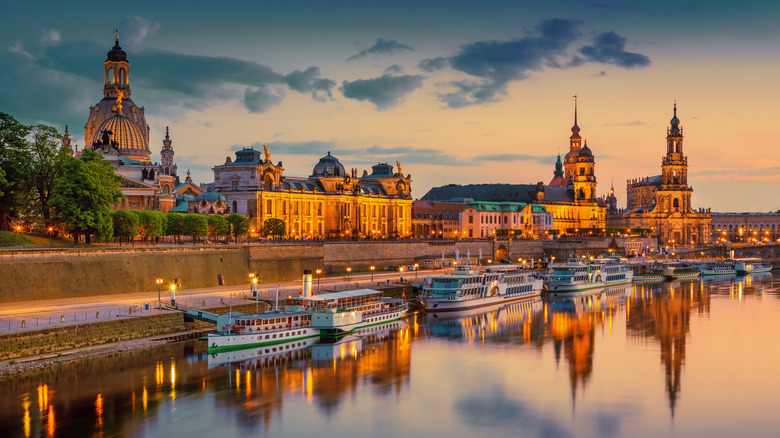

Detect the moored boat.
[
  {"left": 206, "top": 311, "right": 319, "bottom": 352},
  {"left": 661, "top": 262, "right": 701, "bottom": 280},
  {"left": 734, "top": 258, "right": 773, "bottom": 275},
  {"left": 297, "top": 288, "right": 409, "bottom": 335},
  {"left": 697, "top": 261, "right": 736, "bottom": 276},
  {"left": 420, "top": 264, "right": 543, "bottom": 312},
  {"left": 545, "top": 258, "right": 633, "bottom": 293}
]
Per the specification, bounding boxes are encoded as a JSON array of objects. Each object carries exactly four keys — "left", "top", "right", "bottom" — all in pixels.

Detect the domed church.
[{"left": 74, "top": 32, "right": 196, "bottom": 212}]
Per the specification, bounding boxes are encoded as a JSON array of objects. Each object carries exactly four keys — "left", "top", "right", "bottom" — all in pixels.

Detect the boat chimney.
[{"left": 303, "top": 269, "right": 313, "bottom": 299}]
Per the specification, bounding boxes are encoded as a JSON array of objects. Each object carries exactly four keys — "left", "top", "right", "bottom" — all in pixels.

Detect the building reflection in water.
[
  {"left": 627, "top": 280, "right": 711, "bottom": 417},
  {"left": 546, "top": 285, "right": 631, "bottom": 405}
]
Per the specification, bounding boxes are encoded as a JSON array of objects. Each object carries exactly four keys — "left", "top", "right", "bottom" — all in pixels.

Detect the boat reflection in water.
[{"left": 423, "top": 298, "right": 544, "bottom": 344}]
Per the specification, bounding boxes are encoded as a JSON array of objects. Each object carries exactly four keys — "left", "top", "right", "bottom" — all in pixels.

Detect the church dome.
[
  {"left": 93, "top": 113, "right": 147, "bottom": 153},
  {"left": 579, "top": 144, "right": 593, "bottom": 157},
  {"left": 311, "top": 151, "right": 346, "bottom": 177},
  {"left": 670, "top": 104, "right": 680, "bottom": 126},
  {"left": 107, "top": 38, "right": 127, "bottom": 62}
]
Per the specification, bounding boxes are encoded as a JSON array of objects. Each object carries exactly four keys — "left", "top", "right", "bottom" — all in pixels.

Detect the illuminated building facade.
[
  {"left": 609, "top": 104, "right": 712, "bottom": 245},
  {"left": 710, "top": 212, "right": 780, "bottom": 244},
  {"left": 212, "top": 147, "right": 413, "bottom": 238}
]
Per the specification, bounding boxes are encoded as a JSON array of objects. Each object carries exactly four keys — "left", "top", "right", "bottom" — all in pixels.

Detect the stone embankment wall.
[
  {"left": 0, "top": 238, "right": 657, "bottom": 303},
  {"left": 0, "top": 303, "right": 266, "bottom": 360}
]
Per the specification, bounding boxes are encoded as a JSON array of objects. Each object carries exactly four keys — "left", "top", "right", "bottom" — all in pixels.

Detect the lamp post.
[
  {"left": 316, "top": 268, "right": 322, "bottom": 291},
  {"left": 370, "top": 265, "right": 375, "bottom": 282},
  {"left": 170, "top": 284, "right": 176, "bottom": 306},
  {"left": 156, "top": 278, "right": 163, "bottom": 305},
  {"left": 399, "top": 265, "right": 405, "bottom": 281},
  {"left": 346, "top": 266, "right": 352, "bottom": 279},
  {"left": 47, "top": 226, "right": 53, "bottom": 247},
  {"left": 414, "top": 263, "right": 419, "bottom": 278}
]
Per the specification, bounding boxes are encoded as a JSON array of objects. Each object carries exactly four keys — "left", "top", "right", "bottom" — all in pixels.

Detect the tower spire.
[{"left": 571, "top": 94, "right": 580, "bottom": 134}]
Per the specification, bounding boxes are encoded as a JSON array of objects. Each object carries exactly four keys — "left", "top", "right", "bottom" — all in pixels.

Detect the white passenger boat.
[
  {"left": 419, "top": 264, "right": 543, "bottom": 313},
  {"left": 207, "top": 336, "right": 318, "bottom": 368},
  {"left": 545, "top": 258, "right": 633, "bottom": 294},
  {"left": 206, "top": 311, "right": 319, "bottom": 352},
  {"left": 292, "top": 288, "right": 409, "bottom": 335},
  {"left": 734, "top": 258, "right": 773, "bottom": 275},
  {"left": 661, "top": 262, "right": 701, "bottom": 280},
  {"left": 698, "top": 261, "right": 736, "bottom": 276}
]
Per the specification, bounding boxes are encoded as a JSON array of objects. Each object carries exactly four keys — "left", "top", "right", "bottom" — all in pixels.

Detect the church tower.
[
  {"left": 84, "top": 31, "right": 150, "bottom": 162},
  {"left": 160, "top": 126, "right": 176, "bottom": 177},
  {"left": 656, "top": 103, "right": 692, "bottom": 214},
  {"left": 563, "top": 95, "right": 582, "bottom": 182}
]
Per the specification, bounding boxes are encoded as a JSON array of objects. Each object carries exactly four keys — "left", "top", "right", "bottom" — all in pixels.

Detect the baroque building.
[
  {"left": 75, "top": 32, "right": 184, "bottom": 212},
  {"left": 710, "top": 212, "right": 780, "bottom": 244},
  {"left": 212, "top": 146, "right": 413, "bottom": 238},
  {"left": 421, "top": 98, "right": 606, "bottom": 236},
  {"left": 608, "top": 104, "right": 711, "bottom": 245}
]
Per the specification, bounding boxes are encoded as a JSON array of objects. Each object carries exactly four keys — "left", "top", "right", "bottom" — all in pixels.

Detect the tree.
[
  {"left": 182, "top": 213, "right": 208, "bottom": 243},
  {"left": 166, "top": 212, "right": 185, "bottom": 243},
  {"left": 113, "top": 210, "right": 139, "bottom": 246},
  {"left": 50, "top": 149, "right": 123, "bottom": 243},
  {"left": 138, "top": 210, "right": 164, "bottom": 243},
  {"left": 24, "top": 124, "right": 69, "bottom": 225},
  {"left": 207, "top": 215, "right": 229, "bottom": 242},
  {"left": 227, "top": 213, "right": 250, "bottom": 242},
  {"left": 0, "top": 113, "right": 32, "bottom": 230},
  {"left": 262, "top": 218, "right": 285, "bottom": 240}
]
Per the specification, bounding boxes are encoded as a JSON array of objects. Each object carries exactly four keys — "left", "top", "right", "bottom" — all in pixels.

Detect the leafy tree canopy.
[
  {"left": 166, "top": 212, "right": 185, "bottom": 236},
  {"left": 182, "top": 213, "right": 208, "bottom": 240},
  {"left": 138, "top": 210, "right": 165, "bottom": 240},
  {"left": 50, "top": 149, "right": 123, "bottom": 243},
  {"left": 227, "top": 213, "right": 250, "bottom": 238},
  {"left": 0, "top": 112, "right": 32, "bottom": 230},
  {"left": 207, "top": 214, "right": 229, "bottom": 237},
  {"left": 262, "top": 218, "right": 285, "bottom": 238},
  {"left": 113, "top": 210, "right": 139, "bottom": 241}
]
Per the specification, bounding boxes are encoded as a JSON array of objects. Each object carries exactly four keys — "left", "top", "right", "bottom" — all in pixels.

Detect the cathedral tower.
[
  {"left": 657, "top": 103, "right": 692, "bottom": 214},
  {"left": 563, "top": 95, "right": 582, "bottom": 182}
]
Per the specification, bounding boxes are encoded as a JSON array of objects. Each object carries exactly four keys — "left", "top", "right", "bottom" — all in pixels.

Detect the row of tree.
[{"left": 112, "top": 210, "right": 249, "bottom": 244}]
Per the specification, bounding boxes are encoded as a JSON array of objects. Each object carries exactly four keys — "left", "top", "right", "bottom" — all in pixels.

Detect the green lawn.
[{"left": 0, "top": 230, "right": 33, "bottom": 247}]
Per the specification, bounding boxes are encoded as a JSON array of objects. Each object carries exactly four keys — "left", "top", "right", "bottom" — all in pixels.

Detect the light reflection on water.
[{"left": 1, "top": 273, "right": 779, "bottom": 437}]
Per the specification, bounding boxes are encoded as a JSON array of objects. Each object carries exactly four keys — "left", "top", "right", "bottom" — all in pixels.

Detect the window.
[
  {"left": 232, "top": 201, "right": 238, "bottom": 213},
  {"left": 231, "top": 181, "right": 238, "bottom": 191},
  {"left": 469, "top": 216, "right": 473, "bottom": 224}
]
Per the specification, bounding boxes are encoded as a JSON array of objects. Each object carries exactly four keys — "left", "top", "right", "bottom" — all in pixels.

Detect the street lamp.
[
  {"left": 414, "top": 263, "right": 419, "bottom": 278},
  {"left": 316, "top": 268, "right": 322, "bottom": 291},
  {"left": 47, "top": 226, "right": 53, "bottom": 247},
  {"left": 170, "top": 284, "right": 176, "bottom": 306},
  {"left": 156, "top": 278, "right": 164, "bottom": 305},
  {"left": 399, "top": 265, "right": 405, "bottom": 281},
  {"left": 346, "top": 267, "right": 352, "bottom": 279},
  {"left": 370, "top": 265, "right": 375, "bottom": 282}
]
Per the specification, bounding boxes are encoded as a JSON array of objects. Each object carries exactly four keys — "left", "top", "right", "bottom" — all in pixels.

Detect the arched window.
[
  {"left": 108, "top": 69, "right": 114, "bottom": 85},
  {"left": 119, "top": 69, "right": 126, "bottom": 86},
  {"left": 232, "top": 201, "right": 237, "bottom": 213},
  {"left": 673, "top": 198, "right": 679, "bottom": 210},
  {"left": 579, "top": 168, "right": 584, "bottom": 176}
]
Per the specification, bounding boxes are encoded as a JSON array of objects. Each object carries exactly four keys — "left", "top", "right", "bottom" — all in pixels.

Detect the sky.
[{"left": 1, "top": 0, "right": 779, "bottom": 212}]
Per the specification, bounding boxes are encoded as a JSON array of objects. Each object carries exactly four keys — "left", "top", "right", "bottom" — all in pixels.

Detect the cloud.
[
  {"left": 0, "top": 30, "right": 338, "bottom": 119},
  {"left": 474, "top": 153, "right": 555, "bottom": 164},
  {"left": 360, "top": 145, "right": 468, "bottom": 166},
  {"left": 438, "top": 18, "right": 582, "bottom": 107},
  {"left": 119, "top": 16, "right": 160, "bottom": 46},
  {"left": 39, "top": 29, "right": 61, "bottom": 46},
  {"left": 340, "top": 74, "right": 424, "bottom": 109},
  {"left": 284, "top": 67, "right": 336, "bottom": 101},
  {"left": 579, "top": 31, "right": 651, "bottom": 68},
  {"left": 346, "top": 38, "right": 414, "bottom": 61},
  {"left": 418, "top": 57, "right": 448, "bottom": 72},
  {"left": 268, "top": 140, "right": 338, "bottom": 155},
  {"left": 596, "top": 70, "right": 607, "bottom": 76},
  {"left": 384, "top": 64, "right": 404, "bottom": 74},
  {"left": 244, "top": 87, "right": 285, "bottom": 113}
]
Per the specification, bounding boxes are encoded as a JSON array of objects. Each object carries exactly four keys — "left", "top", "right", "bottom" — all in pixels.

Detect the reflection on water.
[{"left": 3, "top": 273, "right": 780, "bottom": 437}]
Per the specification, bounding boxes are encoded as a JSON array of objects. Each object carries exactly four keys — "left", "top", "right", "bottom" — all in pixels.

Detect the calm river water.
[{"left": 2, "top": 273, "right": 779, "bottom": 438}]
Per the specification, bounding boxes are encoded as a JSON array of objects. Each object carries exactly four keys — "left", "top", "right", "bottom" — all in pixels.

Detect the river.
[{"left": 1, "top": 273, "right": 778, "bottom": 437}]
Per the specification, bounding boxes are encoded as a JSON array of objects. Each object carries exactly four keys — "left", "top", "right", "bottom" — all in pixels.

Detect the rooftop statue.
[
  {"left": 263, "top": 144, "right": 271, "bottom": 163},
  {"left": 396, "top": 161, "right": 403, "bottom": 175}
]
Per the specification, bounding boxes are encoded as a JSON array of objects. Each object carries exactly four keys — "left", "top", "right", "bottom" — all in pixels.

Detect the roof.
[
  {"left": 93, "top": 113, "right": 147, "bottom": 153},
  {"left": 297, "top": 288, "right": 384, "bottom": 302},
  {"left": 423, "top": 183, "right": 576, "bottom": 204},
  {"left": 117, "top": 156, "right": 144, "bottom": 165},
  {"left": 168, "top": 203, "right": 189, "bottom": 213}
]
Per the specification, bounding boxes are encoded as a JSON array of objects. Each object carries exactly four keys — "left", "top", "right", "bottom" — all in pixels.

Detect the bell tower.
[
  {"left": 104, "top": 30, "right": 131, "bottom": 100},
  {"left": 657, "top": 103, "right": 692, "bottom": 214},
  {"left": 160, "top": 127, "right": 176, "bottom": 177},
  {"left": 564, "top": 95, "right": 583, "bottom": 182}
]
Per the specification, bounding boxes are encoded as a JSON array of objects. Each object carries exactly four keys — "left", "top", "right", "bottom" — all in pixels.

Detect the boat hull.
[
  {"left": 423, "top": 291, "right": 540, "bottom": 313},
  {"left": 314, "top": 307, "right": 408, "bottom": 335},
  {"left": 206, "top": 327, "right": 320, "bottom": 352}
]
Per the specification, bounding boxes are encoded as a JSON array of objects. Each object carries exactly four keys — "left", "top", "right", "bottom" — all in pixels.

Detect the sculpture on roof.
[
  {"left": 396, "top": 161, "right": 403, "bottom": 175},
  {"left": 114, "top": 86, "right": 125, "bottom": 111},
  {"left": 263, "top": 144, "right": 271, "bottom": 163}
]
